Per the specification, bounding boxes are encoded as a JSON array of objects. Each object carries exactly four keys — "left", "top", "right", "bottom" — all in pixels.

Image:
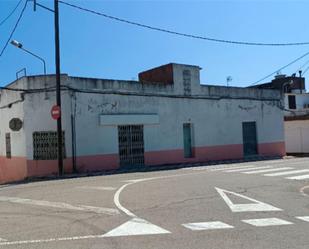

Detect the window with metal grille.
[
  {"left": 183, "top": 70, "right": 191, "bottom": 96},
  {"left": 288, "top": 95, "right": 296, "bottom": 109},
  {"left": 118, "top": 125, "right": 144, "bottom": 167},
  {"left": 5, "top": 133, "right": 11, "bottom": 158},
  {"left": 33, "top": 131, "right": 65, "bottom": 160}
]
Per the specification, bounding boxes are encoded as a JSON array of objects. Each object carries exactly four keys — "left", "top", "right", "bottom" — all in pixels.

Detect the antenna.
[{"left": 226, "top": 76, "right": 232, "bottom": 86}]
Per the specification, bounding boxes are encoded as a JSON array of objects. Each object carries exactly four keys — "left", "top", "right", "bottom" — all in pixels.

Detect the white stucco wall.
[
  {"left": 1, "top": 65, "right": 284, "bottom": 161},
  {"left": 285, "top": 120, "right": 309, "bottom": 153}
]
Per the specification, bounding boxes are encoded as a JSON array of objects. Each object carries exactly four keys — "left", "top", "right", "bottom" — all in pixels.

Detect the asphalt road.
[{"left": 0, "top": 157, "right": 309, "bottom": 249}]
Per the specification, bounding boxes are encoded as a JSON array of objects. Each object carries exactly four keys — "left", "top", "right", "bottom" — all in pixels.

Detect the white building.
[
  {"left": 0, "top": 63, "right": 285, "bottom": 184},
  {"left": 284, "top": 92, "right": 309, "bottom": 155},
  {"left": 253, "top": 73, "right": 309, "bottom": 155}
]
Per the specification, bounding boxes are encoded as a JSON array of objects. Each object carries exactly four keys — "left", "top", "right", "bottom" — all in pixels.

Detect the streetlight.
[{"left": 11, "top": 40, "right": 46, "bottom": 76}]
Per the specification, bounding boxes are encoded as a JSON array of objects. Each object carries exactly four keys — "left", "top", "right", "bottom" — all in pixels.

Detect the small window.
[
  {"left": 33, "top": 131, "right": 65, "bottom": 160},
  {"left": 288, "top": 95, "right": 296, "bottom": 109},
  {"left": 5, "top": 133, "right": 11, "bottom": 158},
  {"left": 183, "top": 70, "right": 191, "bottom": 96}
]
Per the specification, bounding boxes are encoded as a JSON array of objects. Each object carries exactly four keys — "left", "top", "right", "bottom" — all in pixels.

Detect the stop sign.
[{"left": 51, "top": 105, "right": 61, "bottom": 120}]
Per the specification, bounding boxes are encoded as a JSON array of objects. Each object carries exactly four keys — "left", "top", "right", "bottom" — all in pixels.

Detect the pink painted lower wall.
[
  {"left": 0, "top": 156, "right": 27, "bottom": 184},
  {"left": 76, "top": 154, "right": 119, "bottom": 172},
  {"left": 144, "top": 144, "right": 243, "bottom": 166},
  {"left": 0, "top": 141, "right": 285, "bottom": 184},
  {"left": 27, "top": 159, "right": 73, "bottom": 177},
  {"left": 258, "top": 141, "right": 285, "bottom": 157}
]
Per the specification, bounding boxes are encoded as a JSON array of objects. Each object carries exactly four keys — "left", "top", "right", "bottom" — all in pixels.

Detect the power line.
[
  {"left": 303, "top": 66, "right": 309, "bottom": 76},
  {"left": 0, "top": 0, "right": 28, "bottom": 57},
  {"left": 59, "top": 0, "right": 309, "bottom": 47},
  {"left": 251, "top": 51, "right": 309, "bottom": 85},
  {"left": 0, "top": 0, "right": 23, "bottom": 26}
]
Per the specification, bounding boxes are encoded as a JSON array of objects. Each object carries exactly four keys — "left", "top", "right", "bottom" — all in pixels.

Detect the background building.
[
  {"left": 0, "top": 63, "right": 285, "bottom": 184},
  {"left": 252, "top": 73, "right": 309, "bottom": 155}
]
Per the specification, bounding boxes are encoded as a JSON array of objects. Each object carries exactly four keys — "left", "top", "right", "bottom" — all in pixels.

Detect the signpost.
[{"left": 51, "top": 105, "right": 61, "bottom": 120}]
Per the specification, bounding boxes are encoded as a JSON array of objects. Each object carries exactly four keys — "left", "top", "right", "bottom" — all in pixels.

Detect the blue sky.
[{"left": 1, "top": 0, "right": 309, "bottom": 90}]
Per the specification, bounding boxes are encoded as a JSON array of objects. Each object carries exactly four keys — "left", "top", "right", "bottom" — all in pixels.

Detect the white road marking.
[
  {"left": 0, "top": 238, "right": 7, "bottom": 242},
  {"left": 242, "top": 218, "right": 293, "bottom": 227},
  {"left": 265, "top": 169, "right": 309, "bottom": 177},
  {"left": 242, "top": 167, "right": 293, "bottom": 174},
  {"left": 0, "top": 234, "right": 105, "bottom": 246},
  {"left": 0, "top": 196, "right": 119, "bottom": 216},
  {"left": 300, "top": 185, "right": 309, "bottom": 196},
  {"left": 103, "top": 218, "right": 170, "bottom": 237},
  {"left": 182, "top": 221, "right": 234, "bottom": 230},
  {"left": 215, "top": 187, "right": 282, "bottom": 212},
  {"left": 211, "top": 165, "right": 255, "bottom": 171},
  {"left": 225, "top": 166, "right": 273, "bottom": 173},
  {"left": 76, "top": 186, "right": 116, "bottom": 191},
  {"left": 286, "top": 174, "right": 309, "bottom": 180},
  {"left": 296, "top": 216, "right": 309, "bottom": 222}
]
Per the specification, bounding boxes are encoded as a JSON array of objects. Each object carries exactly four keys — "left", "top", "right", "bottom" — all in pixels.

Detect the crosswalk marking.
[
  {"left": 211, "top": 165, "right": 255, "bottom": 171},
  {"left": 242, "top": 218, "right": 293, "bottom": 227},
  {"left": 264, "top": 169, "right": 309, "bottom": 177},
  {"left": 242, "top": 167, "right": 293, "bottom": 174},
  {"left": 286, "top": 174, "right": 309, "bottom": 180},
  {"left": 296, "top": 216, "right": 309, "bottom": 222},
  {"left": 183, "top": 221, "right": 234, "bottom": 230},
  {"left": 225, "top": 166, "right": 272, "bottom": 173}
]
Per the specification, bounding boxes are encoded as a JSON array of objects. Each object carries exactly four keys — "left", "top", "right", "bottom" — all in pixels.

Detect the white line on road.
[
  {"left": 242, "top": 218, "right": 293, "bottom": 227},
  {"left": 215, "top": 187, "right": 282, "bottom": 212},
  {"left": 76, "top": 186, "right": 116, "bottom": 191},
  {"left": 0, "top": 234, "right": 105, "bottom": 246},
  {"left": 0, "top": 196, "right": 119, "bottom": 216},
  {"left": 225, "top": 166, "right": 273, "bottom": 173},
  {"left": 183, "top": 221, "right": 234, "bottom": 230},
  {"left": 265, "top": 169, "right": 309, "bottom": 177},
  {"left": 0, "top": 238, "right": 7, "bottom": 242},
  {"left": 242, "top": 167, "right": 293, "bottom": 174},
  {"left": 286, "top": 174, "right": 309, "bottom": 180},
  {"left": 296, "top": 216, "right": 309, "bottom": 222},
  {"left": 210, "top": 165, "right": 255, "bottom": 171}
]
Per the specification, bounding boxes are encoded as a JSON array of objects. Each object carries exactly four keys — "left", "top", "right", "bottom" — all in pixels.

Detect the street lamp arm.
[{"left": 19, "top": 47, "right": 46, "bottom": 75}]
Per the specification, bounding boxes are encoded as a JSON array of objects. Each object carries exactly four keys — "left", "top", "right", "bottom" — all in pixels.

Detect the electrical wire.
[
  {"left": 303, "top": 66, "right": 309, "bottom": 76},
  {"left": 0, "top": 0, "right": 23, "bottom": 26},
  {"left": 0, "top": 0, "right": 28, "bottom": 57},
  {"left": 59, "top": 0, "right": 309, "bottom": 47},
  {"left": 251, "top": 51, "right": 309, "bottom": 85}
]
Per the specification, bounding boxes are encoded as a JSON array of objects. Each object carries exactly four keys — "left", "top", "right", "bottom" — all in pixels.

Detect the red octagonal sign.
[{"left": 51, "top": 105, "right": 61, "bottom": 120}]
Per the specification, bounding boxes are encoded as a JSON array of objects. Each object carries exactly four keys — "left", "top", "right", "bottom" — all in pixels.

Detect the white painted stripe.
[
  {"left": 210, "top": 165, "right": 255, "bottom": 171},
  {"left": 0, "top": 196, "right": 119, "bottom": 216},
  {"left": 242, "top": 167, "right": 293, "bottom": 174},
  {"left": 114, "top": 183, "right": 137, "bottom": 217},
  {"left": 103, "top": 218, "right": 170, "bottom": 237},
  {"left": 265, "top": 169, "right": 309, "bottom": 177},
  {"left": 286, "top": 174, "right": 309, "bottom": 180},
  {"left": 296, "top": 216, "right": 309, "bottom": 222},
  {"left": 76, "top": 186, "right": 116, "bottom": 191},
  {"left": 0, "top": 235, "right": 104, "bottom": 246},
  {"left": 242, "top": 218, "right": 293, "bottom": 227},
  {"left": 0, "top": 238, "right": 7, "bottom": 242},
  {"left": 182, "top": 221, "right": 234, "bottom": 230},
  {"left": 225, "top": 166, "right": 272, "bottom": 173},
  {"left": 215, "top": 187, "right": 281, "bottom": 212}
]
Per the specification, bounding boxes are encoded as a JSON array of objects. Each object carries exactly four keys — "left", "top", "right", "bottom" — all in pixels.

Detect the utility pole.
[{"left": 54, "top": 0, "right": 64, "bottom": 176}]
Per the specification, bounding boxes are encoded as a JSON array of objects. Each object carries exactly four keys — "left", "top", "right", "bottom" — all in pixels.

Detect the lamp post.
[{"left": 11, "top": 40, "right": 46, "bottom": 76}]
